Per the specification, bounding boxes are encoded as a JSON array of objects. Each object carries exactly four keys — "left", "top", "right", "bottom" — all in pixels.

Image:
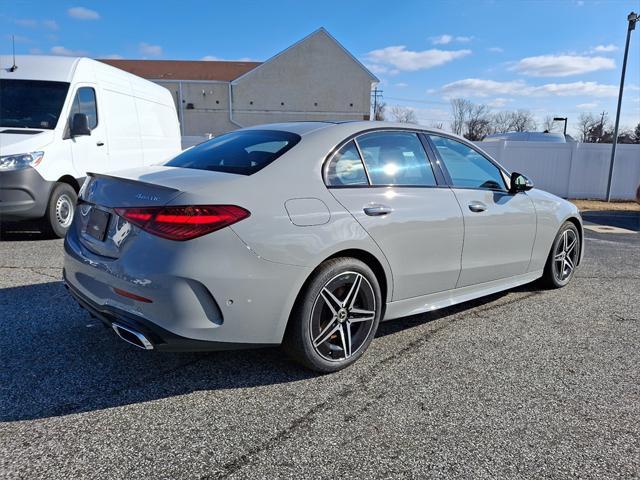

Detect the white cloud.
[
  {"left": 440, "top": 78, "right": 618, "bottom": 98},
  {"left": 103, "top": 54, "right": 124, "bottom": 59},
  {"left": 431, "top": 35, "right": 473, "bottom": 45},
  {"left": 488, "top": 47, "right": 504, "bottom": 53},
  {"left": 366, "top": 45, "right": 471, "bottom": 72},
  {"left": 51, "top": 45, "right": 87, "bottom": 57},
  {"left": 68, "top": 6, "right": 100, "bottom": 20},
  {"left": 395, "top": 82, "right": 409, "bottom": 88},
  {"left": 487, "top": 97, "right": 513, "bottom": 108},
  {"left": 510, "top": 55, "right": 615, "bottom": 77},
  {"left": 14, "top": 18, "right": 58, "bottom": 29},
  {"left": 14, "top": 18, "right": 38, "bottom": 27},
  {"left": 591, "top": 44, "right": 618, "bottom": 53},
  {"left": 42, "top": 19, "right": 59, "bottom": 30},
  {"left": 432, "top": 35, "right": 453, "bottom": 45},
  {"left": 201, "top": 55, "right": 222, "bottom": 61},
  {"left": 139, "top": 42, "right": 162, "bottom": 57},
  {"left": 576, "top": 102, "right": 598, "bottom": 109}
]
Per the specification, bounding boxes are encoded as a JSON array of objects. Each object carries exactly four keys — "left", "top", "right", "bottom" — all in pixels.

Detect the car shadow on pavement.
[
  {"left": 0, "top": 279, "right": 541, "bottom": 422},
  {"left": 581, "top": 210, "right": 640, "bottom": 232},
  {"left": 0, "top": 281, "right": 319, "bottom": 422}
]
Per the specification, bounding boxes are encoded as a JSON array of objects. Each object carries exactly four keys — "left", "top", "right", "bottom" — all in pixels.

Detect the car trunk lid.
[{"left": 75, "top": 167, "right": 239, "bottom": 258}]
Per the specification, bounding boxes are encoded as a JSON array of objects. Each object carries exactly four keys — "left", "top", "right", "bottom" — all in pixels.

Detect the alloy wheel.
[
  {"left": 309, "top": 271, "right": 377, "bottom": 362},
  {"left": 553, "top": 229, "right": 579, "bottom": 282}
]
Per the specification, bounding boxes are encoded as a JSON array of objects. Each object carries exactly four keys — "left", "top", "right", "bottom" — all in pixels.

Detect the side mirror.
[
  {"left": 509, "top": 172, "right": 534, "bottom": 193},
  {"left": 70, "top": 113, "right": 91, "bottom": 137}
]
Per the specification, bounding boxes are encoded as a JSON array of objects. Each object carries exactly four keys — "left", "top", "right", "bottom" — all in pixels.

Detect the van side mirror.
[
  {"left": 70, "top": 113, "right": 91, "bottom": 137},
  {"left": 509, "top": 172, "right": 534, "bottom": 193}
]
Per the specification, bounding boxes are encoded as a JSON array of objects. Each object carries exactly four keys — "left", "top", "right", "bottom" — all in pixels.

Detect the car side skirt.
[{"left": 383, "top": 270, "right": 543, "bottom": 321}]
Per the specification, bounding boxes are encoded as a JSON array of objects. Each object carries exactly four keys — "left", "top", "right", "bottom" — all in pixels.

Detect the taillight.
[{"left": 115, "top": 205, "right": 250, "bottom": 241}]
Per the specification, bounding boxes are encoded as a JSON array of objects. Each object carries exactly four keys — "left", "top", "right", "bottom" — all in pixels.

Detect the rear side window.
[
  {"left": 166, "top": 130, "right": 300, "bottom": 175},
  {"left": 325, "top": 140, "right": 368, "bottom": 186},
  {"left": 69, "top": 87, "right": 98, "bottom": 129},
  {"left": 357, "top": 131, "right": 437, "bottom": 186}
]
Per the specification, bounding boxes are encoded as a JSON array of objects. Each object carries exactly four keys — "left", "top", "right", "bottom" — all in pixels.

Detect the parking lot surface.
[{"left": 1, "top": 221, "right": 638, "bottom": 479}]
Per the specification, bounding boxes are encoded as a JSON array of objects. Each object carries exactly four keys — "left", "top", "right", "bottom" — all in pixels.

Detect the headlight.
[{"left": 0, "top": 151, "right": 44, "bottom": 171}]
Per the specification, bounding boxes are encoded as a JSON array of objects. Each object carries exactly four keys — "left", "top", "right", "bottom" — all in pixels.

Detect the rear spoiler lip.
[
  {"left": 85, "top": 172, "right": 181, "bottom": 194},
  {"left": 80, "top": 172, "right": 183, "bottom": 209}
]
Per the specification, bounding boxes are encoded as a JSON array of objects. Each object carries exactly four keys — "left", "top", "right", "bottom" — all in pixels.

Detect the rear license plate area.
[{"left": 86, "top": 208, "right": 110, "bottom": 241}]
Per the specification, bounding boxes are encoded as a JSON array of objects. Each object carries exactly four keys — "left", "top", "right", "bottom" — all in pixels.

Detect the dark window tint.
[
  {"left": 325, "top": 140, "right": 368, "bottom": 186},
  {"left": 166, "top": 130, "right": 300, "bottom": 175},
  {"left": 0, "top": 80, "right": 69, "bottom": 129},
  {"left": 356, "top": 131, "right": 436, "bottom": 186},
  {"left": 428, "top": 135, "right": 506, "bottom": 190},
  {"left": 69, "top": 87, "right": 98, "bottom": 129}
]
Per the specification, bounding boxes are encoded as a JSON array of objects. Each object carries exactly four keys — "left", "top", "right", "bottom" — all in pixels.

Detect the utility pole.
[
  {"left": 598, "top": 111, "right": 607, "bottom": 141},
  {"left": 371, "top": 87, "right": 383, "bottom": 121},
  {"left": 606, "top": 11, "right": 638, "bottom": 201}
]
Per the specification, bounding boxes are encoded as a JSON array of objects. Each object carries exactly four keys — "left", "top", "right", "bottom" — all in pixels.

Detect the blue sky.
[{"left": 2, "top": 0, "right": 639, "bottom": 134}]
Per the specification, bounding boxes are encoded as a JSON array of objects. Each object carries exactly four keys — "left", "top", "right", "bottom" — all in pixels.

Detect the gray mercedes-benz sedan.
[{"left": 64, "top": 121, "right": 583, "bottom": 372}]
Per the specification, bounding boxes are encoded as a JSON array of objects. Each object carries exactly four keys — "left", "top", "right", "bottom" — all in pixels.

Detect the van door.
[{"left": 67, "top": 85, "right": 108, "bottom": 177}]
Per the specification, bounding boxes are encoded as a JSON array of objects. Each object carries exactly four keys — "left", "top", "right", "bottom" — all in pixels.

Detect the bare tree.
[
  {"left": 429, "top": 121, "right": 444, "bottom": 130},
  {"left": 450, "top": 98, "right": 472, "bottom": 135},
  {"left": 577, "top": 113, "right": 596, "bottom": 142},
  {"left": 634, "top": 122, "right": 640, "bottom": 144},
  {"left": 542, "top": 115, "right": 556, "bottom": 132},
  {"left": 508, "top": 109, "right": 537, "bottom": 132},
  {"left": 390, "top": 105, "right": 418, "bottom": 124},
  {"left": 374, "top": 101, "right": 386, "bottom": 121},
  {"left": 464, "top": 103, "right": 492, "bottom": 141},
  {"left": 491, "top": 111, "right": 512, "bottom": 133}
]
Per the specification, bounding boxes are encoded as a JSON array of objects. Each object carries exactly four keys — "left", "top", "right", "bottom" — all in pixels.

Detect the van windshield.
[
  {"left": 165, "top": 130, "right": 301, "bottom": 175},
  {"left": 0, "top": 80, "right": 70, "bottom": 130}
]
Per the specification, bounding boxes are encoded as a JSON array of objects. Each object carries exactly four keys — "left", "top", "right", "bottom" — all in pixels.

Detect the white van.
[{"left": 0, "top": 55, "right": 181, "bottom": 237}]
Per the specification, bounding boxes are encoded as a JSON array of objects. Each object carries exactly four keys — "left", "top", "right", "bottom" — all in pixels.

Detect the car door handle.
[
  {"left": 363, "top": 204, "right": 393, "bottom": 216},
  {"left": 468, "top": 201, "right": 487, "bottom": 213},
  {"left": 96, "top": 141, "right": 105, "bottom": 146}
]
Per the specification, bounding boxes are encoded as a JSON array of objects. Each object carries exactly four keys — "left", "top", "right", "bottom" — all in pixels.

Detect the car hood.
[{"left": 0, "top": 129, "right": 56, "bottom": 155}]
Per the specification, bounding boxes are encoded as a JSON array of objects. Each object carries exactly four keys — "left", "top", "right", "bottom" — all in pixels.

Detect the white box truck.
[{"left": 0, "top": 55, "right": 181, "bottom": 237}]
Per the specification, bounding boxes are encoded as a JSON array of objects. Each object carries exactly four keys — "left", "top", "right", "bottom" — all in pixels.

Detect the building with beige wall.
[{"left": 101, "top": 28, "right": 378, "bottom": 143}]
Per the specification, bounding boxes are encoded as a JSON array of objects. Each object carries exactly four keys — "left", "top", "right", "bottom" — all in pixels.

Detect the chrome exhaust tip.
[{"left": 112, "top": 323, "right": 154, "bottom": 350}]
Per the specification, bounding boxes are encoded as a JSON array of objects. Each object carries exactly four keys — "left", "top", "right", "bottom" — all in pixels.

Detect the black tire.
[
  {"left": 283, "top": 257, "right": 382, "bottom": 373},
  {"left": 542, "top": 221, "right": 580, "bottom": 289},
  {"left": 41, "top": 182, "right": 77, "bottom": 238}
]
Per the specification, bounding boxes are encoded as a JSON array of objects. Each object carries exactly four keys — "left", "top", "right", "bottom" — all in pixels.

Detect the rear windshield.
[{"left": 166, "top": 130, "right": 301, "bottom": 175}]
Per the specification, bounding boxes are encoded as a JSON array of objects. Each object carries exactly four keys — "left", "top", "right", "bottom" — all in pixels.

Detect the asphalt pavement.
[{"left": 0, "top": 218, "right": 638, "bottom": 479}]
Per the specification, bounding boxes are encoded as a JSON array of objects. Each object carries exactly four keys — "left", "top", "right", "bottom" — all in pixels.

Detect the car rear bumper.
[
  {"left": 64, "top": 276, "right": 269, "bottom": 352},
  {"left": 0, "top": 167, "right": 53, "bottom": 221},
  {"left": 63, "top": 218, "right": 312, "bottom": 349}
]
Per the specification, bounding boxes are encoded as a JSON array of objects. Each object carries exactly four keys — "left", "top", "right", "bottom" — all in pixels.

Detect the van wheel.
[
  {"left": 283, "top": 258, "right": 382, "bottom": 373},
  {"left": 41, "top": 183, "right": 77, "bottom": 238}
]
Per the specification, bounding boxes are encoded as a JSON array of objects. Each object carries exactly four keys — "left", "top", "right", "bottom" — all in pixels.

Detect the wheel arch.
[
  {"left": 564, "top": 215, "right": 584, "bottom": 266},
  {"left": 283, "top": 248, "right": 392, "bottom": 339},
  {"left": 56, "top": 175, "right": 81, "bottom": 193}
]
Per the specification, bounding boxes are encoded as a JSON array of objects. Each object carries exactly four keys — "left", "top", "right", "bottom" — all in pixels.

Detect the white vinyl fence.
[{"left": 474, "top": 141, "right": 640, "bottom": 200}]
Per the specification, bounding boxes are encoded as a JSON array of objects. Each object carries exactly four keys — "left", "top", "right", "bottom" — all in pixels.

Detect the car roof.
[{"left": 242, "top": 120, "right": 448, "bottom": 137}]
